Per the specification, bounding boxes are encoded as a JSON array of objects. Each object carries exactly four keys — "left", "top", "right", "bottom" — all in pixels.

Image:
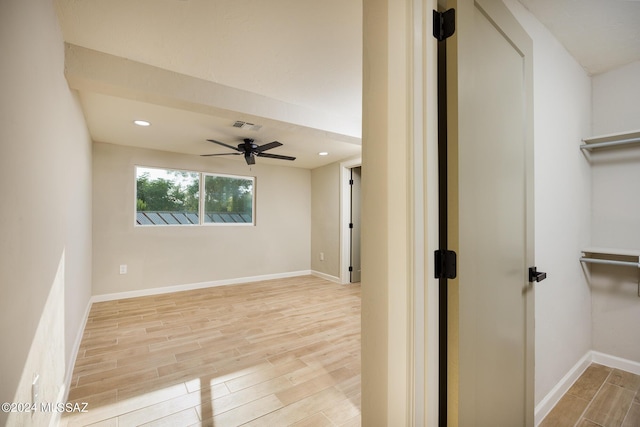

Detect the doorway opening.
[
  {"left": 340, "top": 158, "right": 362, "bottom": 284},
  {"left": 349, "top": 166, "right": 362, "bottom": 283}
]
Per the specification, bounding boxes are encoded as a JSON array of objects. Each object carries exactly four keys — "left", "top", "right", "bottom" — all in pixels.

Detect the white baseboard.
[
  {"left": 535, "top": 350, "right": 640, "bottom": 426},
  {"left": 56, "top": 295, "right": 93, "bottom": 427},
  {"left": 591, "top": 350, "right": 640, "bottom": 375},
  {"left": 91, "top": 270, "right": 312, "bottom": 303},
  {"left": 534, "top": 351, "right": 592, "bottom": 426},
  {"left": 311, "top": 270, "right": 343, "bottom": 284}
]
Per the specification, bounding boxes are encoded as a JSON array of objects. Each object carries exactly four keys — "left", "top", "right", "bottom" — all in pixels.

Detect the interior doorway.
[
  {"left": 340, "top": 158, "right": 362, "bottom": 284},
  {"left": 349, "top": 166, "right": 362, "bottom": 283}
]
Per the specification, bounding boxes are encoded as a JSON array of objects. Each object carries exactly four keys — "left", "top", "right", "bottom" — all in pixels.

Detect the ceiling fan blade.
[
  {"left": 254, "top": 141, "right": 283, "bottom": 153},
  {"left": 200, "top": 152, "right": 242, "bottom": 157},
  {"left": 245, "top": 153, "right": 256, "bottom": 165},
  {"left": 257, "top": 152, "right": 296, "bottom": 161},
  {"left": 207, "top": 139, "right": 242, "bottom": 152}
]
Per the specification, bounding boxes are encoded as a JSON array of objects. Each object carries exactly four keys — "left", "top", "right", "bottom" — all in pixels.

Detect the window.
[
  {"left": 135, "top": 166, "right": 254, "bottom": 226},
  {"left": 203, "top": 174, "right": 254, "bottom": 224},
  {"left": 136, "top": 167, "right": 199, "bottom": 225}
]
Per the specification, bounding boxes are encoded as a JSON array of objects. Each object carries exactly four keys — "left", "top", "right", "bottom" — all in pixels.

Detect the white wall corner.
[{"left": 534, "top": 351, "right": 592, "bottom": 426}]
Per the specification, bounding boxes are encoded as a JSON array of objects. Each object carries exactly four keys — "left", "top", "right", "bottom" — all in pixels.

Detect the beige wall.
[
  {"left": 92, "top": 142, "right": 311, "bottom": 295},
  {"left": 310, "top": 162, "right": 341, "bottom": 279},
  {"left": 0, "top": 0, "right": 93, "bottom": 424}
]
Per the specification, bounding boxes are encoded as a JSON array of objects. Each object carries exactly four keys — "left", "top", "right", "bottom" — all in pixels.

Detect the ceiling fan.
[{"left": 201, "top": 138, "right": 296, "bottom": 165}]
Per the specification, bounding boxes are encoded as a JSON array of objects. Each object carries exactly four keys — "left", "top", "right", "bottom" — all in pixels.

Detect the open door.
[
  {"left": 350, "top": 167, "right": 362, "bottom": 283},
  {"left": 440, "top": 0, "right": 535, "bottom": 425}
]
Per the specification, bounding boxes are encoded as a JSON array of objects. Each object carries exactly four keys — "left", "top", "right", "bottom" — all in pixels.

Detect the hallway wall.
[{"left": 0, "top": 0, "right": 93, "bottom": 425}]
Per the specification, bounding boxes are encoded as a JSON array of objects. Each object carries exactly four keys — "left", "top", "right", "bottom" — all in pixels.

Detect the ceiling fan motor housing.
[{"left": 241, "top": 139, "right": 258, "bottom": 151}]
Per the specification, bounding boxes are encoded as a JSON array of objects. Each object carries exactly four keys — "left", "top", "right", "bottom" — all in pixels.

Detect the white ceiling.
[
  {"left": 517, "top": 0, "right": 640, "bottom": 75},
  {"left": 54, "top": 0, "right": 363, "bottom": 169},
  {"left": 54, "top": 0, "right": 640, "bottom": 169}
]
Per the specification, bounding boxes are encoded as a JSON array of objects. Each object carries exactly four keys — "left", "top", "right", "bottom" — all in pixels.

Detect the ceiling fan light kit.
[{"left": 202, "top": 138, "right": 296, "bottom": 165}]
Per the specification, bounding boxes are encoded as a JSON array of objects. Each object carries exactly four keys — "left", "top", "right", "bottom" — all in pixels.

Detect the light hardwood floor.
[
  {"left": 540, "top": 363, "right": 640, "bottom": 427},
  {"left": 61, "top": 276, "right": 361, "bottom": 427}
]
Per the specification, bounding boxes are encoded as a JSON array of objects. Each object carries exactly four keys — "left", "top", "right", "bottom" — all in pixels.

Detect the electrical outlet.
[
  {"left": 119, "top": 264, "right": 127, "bottom": 274},
  {"left": 320, "top": 252, "right": 324, "bottom": 261},
  {"left": 32, "top": 374, "right": 39, "bottom": 405}
]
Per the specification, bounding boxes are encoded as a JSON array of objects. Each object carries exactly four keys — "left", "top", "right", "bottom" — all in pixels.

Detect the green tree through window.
[
  {"left": 204, "top": 175, "right": 253, "bottom": 223},
  {"left": 136, "top": 168, "right": 199, "bottom": 212}
]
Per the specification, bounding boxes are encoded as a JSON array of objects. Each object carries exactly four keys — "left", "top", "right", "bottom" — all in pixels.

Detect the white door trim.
[{"left": 415, "top": 1, "right": 441, "bottom": 425}]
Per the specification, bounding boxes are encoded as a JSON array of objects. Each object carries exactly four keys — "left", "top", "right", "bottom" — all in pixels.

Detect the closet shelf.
[
  {"left": 581, "top": 247, "right": 640, "bottom": 258},
  {"left": 580, "top": 247, "right": 640, "bottom": 267},
  {"left": 580, "top": 130, "right": 640, "bottom": 151},
  {"left": 580, "top": 247, "right": 640, "bottom": 296}
]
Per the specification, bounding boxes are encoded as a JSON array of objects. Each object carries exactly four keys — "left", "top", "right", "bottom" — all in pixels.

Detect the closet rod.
[
  {"left": 580, "top": 257, "right": 640, "bottom": 297},
  {"left": 580, "top": 257, "right": 640, "bottom": 268},
  {"left": 580, "top": 136, "right": 640, "bottom": 151}
]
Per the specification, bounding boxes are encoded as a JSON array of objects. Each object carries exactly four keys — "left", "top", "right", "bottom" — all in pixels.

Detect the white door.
[{"left": 445, "top": 0, "right": 534, "bottom": 425}]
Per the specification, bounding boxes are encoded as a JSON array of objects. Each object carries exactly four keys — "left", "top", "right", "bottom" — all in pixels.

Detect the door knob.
[{"left": 529, "top": 266, "right": 547, "bottom": 283}]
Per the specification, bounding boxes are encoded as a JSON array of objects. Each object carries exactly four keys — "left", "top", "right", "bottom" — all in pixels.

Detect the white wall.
[
  {"left": 505, "top": 0, "right": 593, "bottom": 406},
  {"left": 0, "top": 0, "right": 93, "bottom": 425},
  {"left": 591, "top": 61, "right": 640, "bottom": 249},
  {"left": 589, "top": 61, "right": 640, "bottom": 362},
  {"left": 92, "top": 142, "right": 311, "bottom": 296},
  {"left": 592, "top": 61, "right": 640, "bottom": 136}
]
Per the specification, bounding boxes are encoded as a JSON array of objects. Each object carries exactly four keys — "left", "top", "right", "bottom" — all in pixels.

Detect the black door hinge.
[
  {"left": 435, "top": 249, "right": 457, "bottom": 279},
  {"left": 433, "top": 9, "right": 455, "bottom": 41},
  {"left": 349, "top": 266, "right": 353, "bottom": 272},
  {"left": 349, "top": 179, "right": 354, "bottom": 185},
  {"left": 349, "top": 223, "right": 354, "bottom": 229}
]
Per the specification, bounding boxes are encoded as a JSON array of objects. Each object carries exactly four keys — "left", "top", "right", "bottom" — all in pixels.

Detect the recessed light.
[
  {"left": 318, "top": 152, "right": 329, "bottom": 156},
  {"left": 133, "top": 120, "right": 151, "bottom": 127}
]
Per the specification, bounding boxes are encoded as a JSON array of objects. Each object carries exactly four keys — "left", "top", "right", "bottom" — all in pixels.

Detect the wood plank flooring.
[
  {"left": 540, "top": 363, "right": 640, "bottom": 427},
  {"left": 61, "top": 276, "right": 361, "bottom": 427}
]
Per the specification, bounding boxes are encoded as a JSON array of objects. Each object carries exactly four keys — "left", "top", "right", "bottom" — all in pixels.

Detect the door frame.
[
  {"left": 413, "top": 0, "right": 441, "bottom": 425},
  {"left": 360, "top": 0, "right": 439, "bottom": 423},
  {"left": 340, "top": 157, "right": 362, "bottom": 285}
]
